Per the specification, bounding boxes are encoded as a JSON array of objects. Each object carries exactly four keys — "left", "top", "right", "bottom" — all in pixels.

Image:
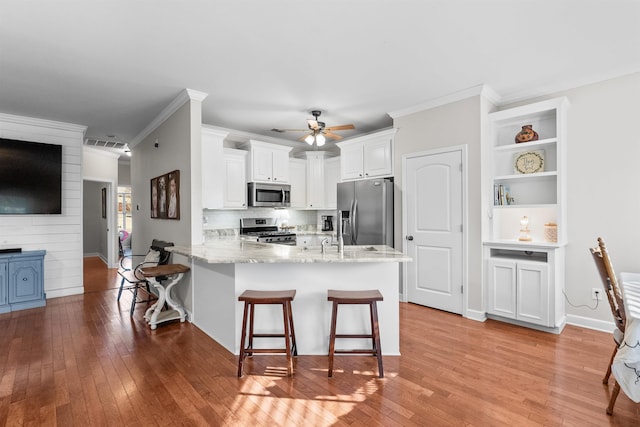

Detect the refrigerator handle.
[{"left": 352, "top": 199, "right": 358, "bottom": 244}]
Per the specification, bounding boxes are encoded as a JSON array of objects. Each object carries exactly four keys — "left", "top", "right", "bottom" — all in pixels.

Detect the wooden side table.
[{"left": 140, "top": 264, "right": 190, "bottom": 329}]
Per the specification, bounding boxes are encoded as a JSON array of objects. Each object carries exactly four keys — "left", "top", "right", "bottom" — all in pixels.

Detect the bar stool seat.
[
  {"left": 237, "top": 289, "right": 297, "bottom": 377},
  {"left": 327, "top": 289, "right": 384, "bottom": 378}
]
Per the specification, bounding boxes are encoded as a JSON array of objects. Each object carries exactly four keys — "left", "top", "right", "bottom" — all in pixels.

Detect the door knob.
[{"left": 406, "top": 235, "right": 414, "bottom": 241}]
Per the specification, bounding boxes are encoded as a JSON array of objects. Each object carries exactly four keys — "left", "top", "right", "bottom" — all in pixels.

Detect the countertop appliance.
[
  {"left": 240, "top": 217, "right": 297, "bottom": 245},
  {"left": 248, "top": 182, "right": 291, "bottom": 207},
  {"left": 321, "top": 215, "right": 333, "bottom": 231},
  {"left": 337, "top": 178, "right": 393, "bottom": 246}
]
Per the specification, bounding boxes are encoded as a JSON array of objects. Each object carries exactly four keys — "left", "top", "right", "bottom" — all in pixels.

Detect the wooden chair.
[
  {"left": 117, "top": 239, "right": 174, "bottom": 316},
  {"left": 589, "top": 237, "right": 627, "bottom": 414}
]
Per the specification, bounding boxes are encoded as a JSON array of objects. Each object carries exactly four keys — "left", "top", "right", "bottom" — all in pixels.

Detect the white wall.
[
  {"left": 508, "top": 72, "right": 640, "bottom": 328},
  {"left": 0, "top": 113, "right": 86, "bottom": 298},
  {"left": 392, "top": 71, "right": 640, "bottom": 330}
]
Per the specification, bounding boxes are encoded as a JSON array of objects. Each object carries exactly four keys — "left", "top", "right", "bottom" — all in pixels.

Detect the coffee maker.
[{"left": 321, "top": 215, "right": 333, "bottom": 231}]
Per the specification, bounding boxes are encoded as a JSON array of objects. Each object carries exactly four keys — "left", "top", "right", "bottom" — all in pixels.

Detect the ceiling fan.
[{"left": 271, "top": 110, "right": 355, "bottom": 146}]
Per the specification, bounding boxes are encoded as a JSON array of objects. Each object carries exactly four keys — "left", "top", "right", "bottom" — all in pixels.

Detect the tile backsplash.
[{"left": 203, "top": 208, "right": 336, "bottom": 234}]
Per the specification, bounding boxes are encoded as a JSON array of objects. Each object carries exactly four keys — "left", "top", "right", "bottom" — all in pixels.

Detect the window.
[{"left": 117, "top": 186, "right": 132, "bottom": 232}]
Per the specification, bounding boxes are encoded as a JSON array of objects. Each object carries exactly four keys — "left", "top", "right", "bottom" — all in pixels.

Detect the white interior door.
[{"left": 404, "top": 148, "right": 464, "bottom": 314}]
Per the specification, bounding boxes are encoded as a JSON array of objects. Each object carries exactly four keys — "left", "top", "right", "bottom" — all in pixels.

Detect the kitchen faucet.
[{"left": 321, "top": 210, "right": 344, "bottom": 254}]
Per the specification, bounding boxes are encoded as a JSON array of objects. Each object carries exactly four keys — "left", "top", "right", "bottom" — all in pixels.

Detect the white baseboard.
[
  {"left": 566, "top": 314, "right": 615, "bottom": 333},
  {"left": 465, "top": 308, "right": 487, "bottom": 322},
  {"left": 46, "top": 286, "right": 84, "bottom": 299}
]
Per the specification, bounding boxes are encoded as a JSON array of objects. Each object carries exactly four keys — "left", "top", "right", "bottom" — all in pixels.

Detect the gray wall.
[
  {"left": 82, "top": 181, "right": 105, "bottom": 257},
  {"left": 393, "top": 95, "right": 484, "bottom": 312}
]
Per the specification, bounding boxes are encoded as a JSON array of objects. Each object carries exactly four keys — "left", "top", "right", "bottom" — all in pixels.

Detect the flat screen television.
[{"left": 0, "top": 138, "right": 62, "bottom": 214}]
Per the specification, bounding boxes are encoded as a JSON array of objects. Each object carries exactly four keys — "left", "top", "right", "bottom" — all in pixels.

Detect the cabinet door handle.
[
  {"left": 406, "top": 235, "right": 414, "bottom": 241},
  {"left": 23, "top": 277, "right": 28, "bottom": 281}
]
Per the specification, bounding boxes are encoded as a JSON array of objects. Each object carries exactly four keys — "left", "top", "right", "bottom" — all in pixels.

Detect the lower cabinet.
[
  {"left": 485, "top": 245, "right": 565, "bottom": 331},
  {"left": 0, "top": 250, "right": 46, "bottom": 314}
]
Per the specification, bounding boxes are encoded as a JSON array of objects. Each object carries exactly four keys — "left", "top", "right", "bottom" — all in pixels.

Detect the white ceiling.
[{"left": 1, "top": 1, "right": 639, "bottom": 153}]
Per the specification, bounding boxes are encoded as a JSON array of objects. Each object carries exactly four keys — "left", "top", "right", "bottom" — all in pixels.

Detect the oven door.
[{"left": 248, "top": 182, "right": 291, "bottom": 207}]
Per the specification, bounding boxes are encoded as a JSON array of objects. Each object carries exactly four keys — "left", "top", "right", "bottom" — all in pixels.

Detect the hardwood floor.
[{"left": 0, "top": 257, "right": 638, "bottom": 426}]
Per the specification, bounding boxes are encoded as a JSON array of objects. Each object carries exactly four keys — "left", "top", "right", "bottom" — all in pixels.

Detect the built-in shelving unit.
[{"left": 482, "top": 97, "right": 568, "bottom": 333}]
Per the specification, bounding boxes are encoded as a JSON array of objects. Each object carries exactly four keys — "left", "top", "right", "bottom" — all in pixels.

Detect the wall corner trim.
[{"left": 129, "top": 88, "right": 209, "bottom": 148}]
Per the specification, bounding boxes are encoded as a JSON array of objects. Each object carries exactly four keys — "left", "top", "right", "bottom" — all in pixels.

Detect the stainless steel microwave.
[{"left": 248, "top": 182, "right": 291, "bottom": 207}]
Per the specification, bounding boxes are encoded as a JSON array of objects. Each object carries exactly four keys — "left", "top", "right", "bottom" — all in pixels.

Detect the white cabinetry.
[
  {"left": 324, "top": 156, "right": 340, "bottom": 209},
  {"left": 482, "top": 97, "right": 568, "bottom": 332},
  {"left": 246, "top": 140, "right": 292, "bottom": 183},
  {"left": 289, "top": 158, "right": 306, "bottom": 208},
  {"left": 305, "top": 152, "right": 326, "bottom": 209},
  {"left": 337, "top": 129, "right": 395, "bottom": 181},
  {"left": 222, "top": 148, "right": 247, "bottom": 208},
  {"left": 486, "top": 247, "right": 564, "bottom": 330}
]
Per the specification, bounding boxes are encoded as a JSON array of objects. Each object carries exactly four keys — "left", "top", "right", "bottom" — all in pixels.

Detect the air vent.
[{"left": 84, "top": 138, "right": 128, "bottom": 150}]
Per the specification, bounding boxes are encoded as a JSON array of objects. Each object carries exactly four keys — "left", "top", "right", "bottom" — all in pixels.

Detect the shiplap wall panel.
[{"left": 0, "top": 113, "right": 86, "bottom": 298}]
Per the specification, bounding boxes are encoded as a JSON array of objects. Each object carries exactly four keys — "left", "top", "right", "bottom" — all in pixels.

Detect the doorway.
[
  {"left": 402, "top": 146, "right": 466, "bottom": 315},
  {"left": 82, "top": 179, "right": 117, "bottom": 269}
]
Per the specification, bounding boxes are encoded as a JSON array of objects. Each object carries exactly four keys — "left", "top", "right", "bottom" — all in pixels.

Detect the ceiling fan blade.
[
  {"left": 271, "top": 128, "right": 308, "bottom": 133},
  {"left": 307, "top": 119, "right": 320, "bottom": 130},
  {"left": 323, "top": 131, "right": 343, "bottom": 140},
  {"left": 325, "top": 124, "right": 355, "bottom": 131}
]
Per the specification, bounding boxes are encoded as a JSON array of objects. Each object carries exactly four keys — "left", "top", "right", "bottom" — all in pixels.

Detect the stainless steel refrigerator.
[{"left": 337, "top": 178, "right": 394, "bottom": 247}]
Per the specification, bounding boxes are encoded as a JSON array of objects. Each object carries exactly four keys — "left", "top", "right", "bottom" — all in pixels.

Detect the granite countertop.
[{"left": 167, "top": 238, "right": 412, "bottom": 264}]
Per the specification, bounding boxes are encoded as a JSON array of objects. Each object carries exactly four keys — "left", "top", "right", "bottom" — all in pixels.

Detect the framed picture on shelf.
[{"left": 514, "top": 150, "right": 544, "bottom": 174}]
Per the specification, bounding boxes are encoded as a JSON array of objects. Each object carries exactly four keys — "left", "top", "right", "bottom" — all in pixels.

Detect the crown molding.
[
  {"left": 0, "top": 112, "right": 87, "bottom": 134},
  {"left": 83, "top": 145, "right": 121, "bottom": 159},
  {"left": 389, "top": 84, "right": 501, "bottom": 119},
  {"left": 129, "top": 88, "right": 208, "bottom": 148}
]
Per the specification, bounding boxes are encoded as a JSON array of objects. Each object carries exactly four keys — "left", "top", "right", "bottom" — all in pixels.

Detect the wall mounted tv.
[{"left": 0, "top": 138, "right": 62, "bottom": 214}]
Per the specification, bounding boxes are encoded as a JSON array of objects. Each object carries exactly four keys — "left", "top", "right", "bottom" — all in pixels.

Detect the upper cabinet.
[
  {"left": 289, "top": 158, "right": 306, "bottom": 208},
  {"left": 483, "top": 97, "right": 568, "bottom": 245},
  {"left": 246, "top": 140, "right": 292, "bottom": 183},
  {"left": 222, "top": 148, "right": 247, "bottom": 209},
  {"left": 324, "top": 156, "right": 340, "bottom": 209},
  {"left": 305, "top": 151, "right": 326, "bottom": 209},
  {"left": 202, "top": 127, "right": 248, "bottom": 209},
  {"left": 202, "top": 127, "right": 230, "bottom": 209},
  {"left": 337, "top": 129, "right": 396, "bottom": 181}
]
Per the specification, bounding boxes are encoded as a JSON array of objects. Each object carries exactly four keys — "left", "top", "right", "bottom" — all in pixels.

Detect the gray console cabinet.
[{"left": 0, "top": 250, "right": 46, "bottom": 313}]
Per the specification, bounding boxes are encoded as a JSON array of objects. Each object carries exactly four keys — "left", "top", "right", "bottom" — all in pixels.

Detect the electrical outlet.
[{"left": 592, "top": 288, "right": 603, "bottom": 301}]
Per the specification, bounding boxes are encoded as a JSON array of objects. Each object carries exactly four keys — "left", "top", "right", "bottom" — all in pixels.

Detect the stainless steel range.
[{"left": 239, "top": 218, "right": 297, "bottom": 245}]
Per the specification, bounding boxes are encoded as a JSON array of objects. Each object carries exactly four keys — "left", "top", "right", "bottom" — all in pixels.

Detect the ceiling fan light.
[
  {"left": 316, "top": 134, "right": 326, "bottom": 146},
  {"left": 305, "top": 134, "right": 315, "bottom": 145}
]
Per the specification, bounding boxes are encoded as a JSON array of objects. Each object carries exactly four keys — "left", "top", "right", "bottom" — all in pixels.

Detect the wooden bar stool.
[
  {"left": 327, "top": 289, "right": 384, "bottom": 378},
  {"left": 237, "top": 289, "right": 297, "bottom": 377}
]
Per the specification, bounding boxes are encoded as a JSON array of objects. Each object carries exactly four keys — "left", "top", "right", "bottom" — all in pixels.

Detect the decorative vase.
[{"left": 515, "top": 125, "right": 539, "bottom": 143}]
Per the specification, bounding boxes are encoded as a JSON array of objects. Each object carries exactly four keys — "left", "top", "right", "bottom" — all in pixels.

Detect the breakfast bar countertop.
[{"left": 167, "top": 239, "right": 412, "bottom": 264}]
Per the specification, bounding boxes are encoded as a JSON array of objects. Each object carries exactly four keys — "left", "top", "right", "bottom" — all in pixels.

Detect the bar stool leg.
[
  {"left": 286, "top": 301, "right": 298, "bottom": 356},
  {"left": 237, "top": 301, "right": 250, "bottom": 377},
  {"left": 282, "top": 302, "right": 293, "bottom": 376},
  {"left": 328, "top": 300, "right": 339, "bottom": 377},
  {"left": 370, "top": 301, "right": 384, "bottom": 378},
  {"left": 247, "top": 303, "right": 255, "bottom": 357}
]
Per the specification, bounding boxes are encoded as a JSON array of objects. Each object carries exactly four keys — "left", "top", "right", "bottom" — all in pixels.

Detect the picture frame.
[
  {"left": 514, "top": 149, "right": 545, "bottom": 174},
  {"left": 150, "top": 170, "right": 180, "bottom": 220},
  {"left": 101, "top": 187, "right": 107, "bottom": 218}
]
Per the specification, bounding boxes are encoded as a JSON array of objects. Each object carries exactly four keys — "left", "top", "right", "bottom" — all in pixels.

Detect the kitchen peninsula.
[{"left": 168, "top": 239, "right": 411, "bottom": 355}]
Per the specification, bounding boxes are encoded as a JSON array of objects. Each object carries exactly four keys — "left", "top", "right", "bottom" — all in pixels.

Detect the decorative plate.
[{"left": 514, "top": 150, "right": 544, "bottom": 174}]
